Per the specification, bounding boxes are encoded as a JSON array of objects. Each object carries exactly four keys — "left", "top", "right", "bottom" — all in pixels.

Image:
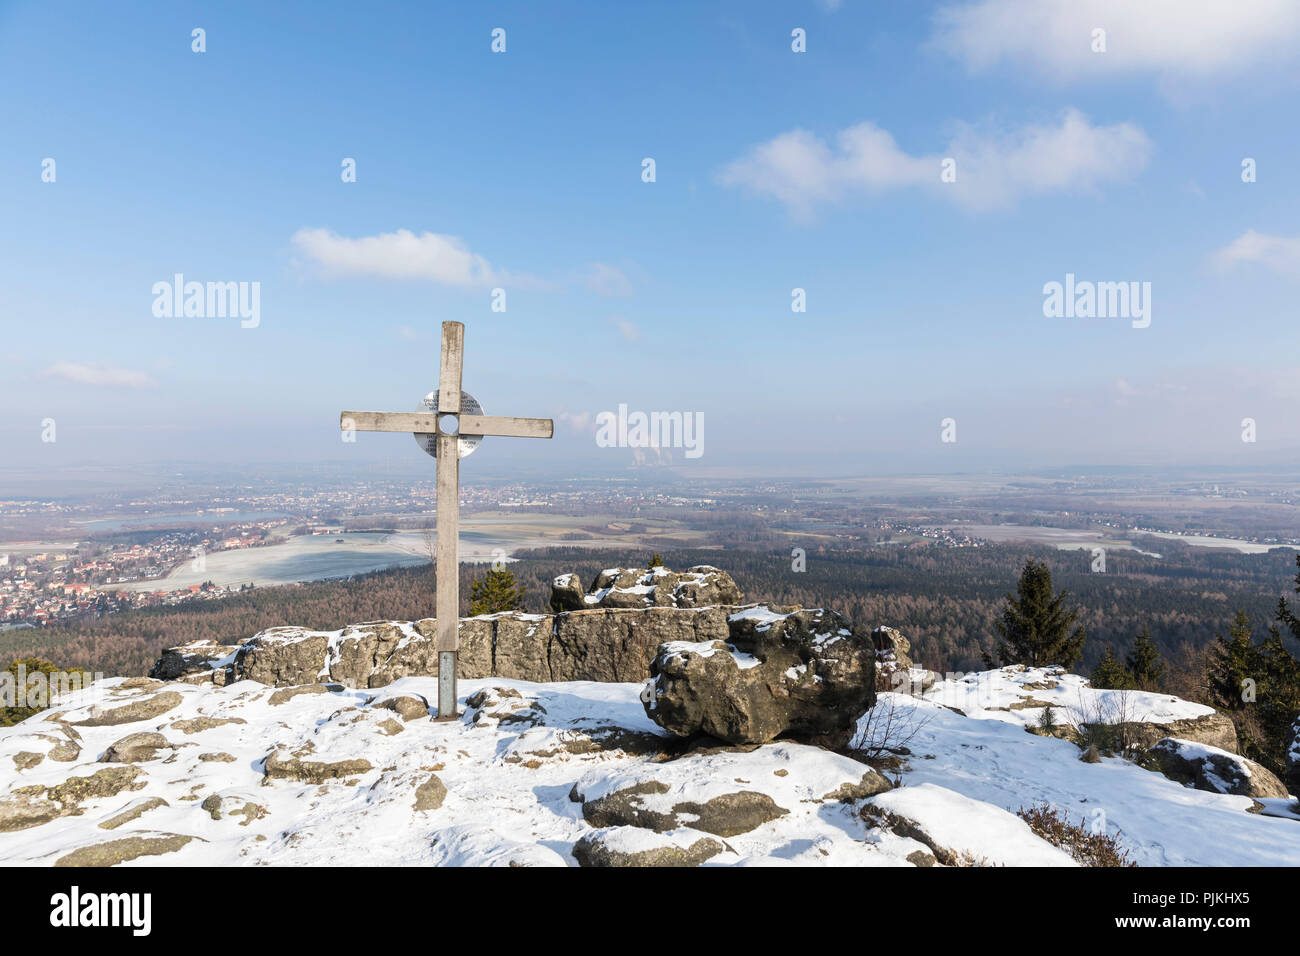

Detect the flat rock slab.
[
  {"left": 572, "top": 826, "right": 725, "bottom": 867},
  {"left": 263, "top": 750, "right": 373, "bottom": 783},
  {"left": 268, "top": 684, "right": 343, "bottom": 706},
  {"left": 100, "top": 732, "right": 171, "bottom": 763},
  {"left": 72, "top": 692, "right": 183, "bottom": 727},
  {"left": 572, "top": 742, "right": 890, "bottom": 837},
  {"left": 54, "top": 833, "right": 200, "bottom": 867},
  {"left": 98, "top": 797, "right": 169, "bottom": 831}
]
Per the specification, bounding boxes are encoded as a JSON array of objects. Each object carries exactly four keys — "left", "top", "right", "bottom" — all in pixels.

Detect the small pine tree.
[
  {"left": 468, "top": 568, "right": 526, "bottom": 616},
  {"left": 648, "top": 553, "right": 665, "bottom": 568},
  {"left": 1090, "top": 644, "right": 1135, "bottom": 690},
  {"left": 1037, "top": 704, "right": 1058, "bottom": 735},
  {"left": 1206, "top": 610, "right": 1260, "bottom": 711},
  {"left": 993, "top": 560, "right": 1087, "bottom": 668},
  {"left": 1126, "top": 628, "right": 1166, "bottom": 690}
]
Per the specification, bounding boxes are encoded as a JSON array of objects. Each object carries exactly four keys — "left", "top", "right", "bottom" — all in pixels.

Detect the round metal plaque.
[{"left": 414, "top": 390, "right": 483, "bottom": 459}]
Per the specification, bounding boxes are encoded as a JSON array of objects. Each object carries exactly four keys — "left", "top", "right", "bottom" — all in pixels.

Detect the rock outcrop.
[
  {"left": 151, "top": 564, "right": 745, "bottom": 689},
  {"left": 568, "top": 565, "right": 741, "bottom": 611},
  {"left": 1148, "top": 737, "right": 1291, "bottom": 799},
  {"left": 1118, "top": 712, "right": 1239, "bottom": 754},
  {"left": 641, "top": 605, "right": 878, "bottom": 745}
]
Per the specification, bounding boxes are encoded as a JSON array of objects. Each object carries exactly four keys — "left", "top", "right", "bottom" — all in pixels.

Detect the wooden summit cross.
[{"left": 340, "top": 321, "right": 553, "bottom": 719}]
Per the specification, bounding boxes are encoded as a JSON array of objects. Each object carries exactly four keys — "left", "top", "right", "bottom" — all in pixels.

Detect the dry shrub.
[{"left": 1017, "top": 802, "right": 1137, "bottom": 867}]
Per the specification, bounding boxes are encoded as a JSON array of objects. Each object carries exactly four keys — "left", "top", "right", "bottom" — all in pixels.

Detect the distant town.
[{"left": 2, "top": 467, "right": 1298, "bottom": 631}]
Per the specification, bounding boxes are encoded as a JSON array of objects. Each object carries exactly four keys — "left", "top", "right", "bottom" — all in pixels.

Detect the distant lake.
[
  {"left": 103, "top": 530, "right": 538, "bottom": 592},
  {"left": 107, "top": 532, "right": 427, "bottom": 592}
]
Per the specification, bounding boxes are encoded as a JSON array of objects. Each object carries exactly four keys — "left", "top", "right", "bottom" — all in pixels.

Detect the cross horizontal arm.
[
  {"left": 340, "top": 411, "right": 553, "bottom": 439},
  {"left": 458, "top": 415, "right": 553, "bottom": 439},
  {"left": 341, "top": 411, "right": 437, "bottom": 433}
]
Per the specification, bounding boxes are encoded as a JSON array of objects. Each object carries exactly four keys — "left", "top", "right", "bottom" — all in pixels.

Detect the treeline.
[{"left": 7, "top": 541, "right": 1299, "bottom": 680}]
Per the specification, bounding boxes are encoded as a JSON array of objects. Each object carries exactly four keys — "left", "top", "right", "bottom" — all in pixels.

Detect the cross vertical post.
[
  {"left": 339, "top": 321, "right": 553, "bottom": 721},
  {"left": 434, "top": 322, "right": 464, "bottom": 719}
]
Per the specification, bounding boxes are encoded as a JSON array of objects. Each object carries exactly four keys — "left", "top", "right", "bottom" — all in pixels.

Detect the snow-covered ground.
[{"left": 0, "top": 666, "right": 1296, "bottom": 867}]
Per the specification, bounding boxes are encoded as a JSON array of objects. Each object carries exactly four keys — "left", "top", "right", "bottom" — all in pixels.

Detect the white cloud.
[
  {"left": 292, "top": 228, "right": 630, "bottom": 295},
  {"left": 719, "top": 109, "right": 1149, "bottom": 215},
  {"left": 291, "top": 227, "right": 502, "bottom": 286},
  {"left": 613, "top": 318, "right": 642, "bottom": 342},
  {"left": 583, "top": 263, "right": 634, "bottom": 297},
  {"left": 557, "top": 411, "right": 594, "bottom": 434},
  {"left": 395, "top": 324, "right": 429, "bottom": 341},
  {"left": 931, "top": 0, "right": 1300, "bottom": 81},
  {"left": 44, "top": 362, "right": 156, "bottom": 388},
  {"left": 1215, "top": 230, "right": 1300, "bottom": 276}
]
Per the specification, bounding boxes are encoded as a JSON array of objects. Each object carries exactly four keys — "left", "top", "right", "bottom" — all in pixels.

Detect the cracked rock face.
[{"left": 642, "top": 606, "right": 878, "bottom": 746}]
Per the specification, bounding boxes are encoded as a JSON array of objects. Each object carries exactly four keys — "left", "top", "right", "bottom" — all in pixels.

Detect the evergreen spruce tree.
[
  {"left": 1090, "top": 644, "right": 1134, "bottom": 690},
  {"left": 1257, "top": 626, "right": 1300, "bottom": 769},
  {"left": 1126, "top": 628, "right": 1166, "bottom": 690},
  {"left": 468, "top": 568, "right": 526, "bottom": 616},
  {"left": 1276, "top": 554, "right": 1300, "bottom": 643},
  {"left": 1206, "top": 609, "right": 1260, "bottom": 711},
  {"left": 648, "top": 553, "right": 665, "bottom": 568},
  {"left": 993, "top": 560, "right": 1087, "bottom": 668}
]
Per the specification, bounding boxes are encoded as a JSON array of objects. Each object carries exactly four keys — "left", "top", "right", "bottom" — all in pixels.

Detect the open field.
[{"left": 942, "top": 522, "right": 1299, "bottom": 555}]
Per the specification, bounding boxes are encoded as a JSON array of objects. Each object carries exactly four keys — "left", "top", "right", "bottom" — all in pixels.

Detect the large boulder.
[
  {"left": 549, "top": 574, "right": 586, "bottom": 613},
  {"left": 550, "top": 564, "right": 742, "bottom": 611},
  {"left": 1147, "top": 737, "right": 1291, "bottom": 799},
  {"left": 641, "top": 605, "right": 877, "bottom": 746},
  {"left": 551, "top": 606, "right": 730, "bottom": 683}
]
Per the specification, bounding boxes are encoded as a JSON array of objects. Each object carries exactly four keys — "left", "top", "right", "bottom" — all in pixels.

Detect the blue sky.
[{"left": 3, "top": 0, "right": 1299, "bottom": 479}]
